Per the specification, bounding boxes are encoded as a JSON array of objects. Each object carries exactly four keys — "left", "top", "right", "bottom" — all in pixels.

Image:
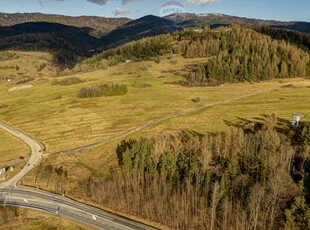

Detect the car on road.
[{"left": 19, "top": 156, "right": 24, "bottom": 160}]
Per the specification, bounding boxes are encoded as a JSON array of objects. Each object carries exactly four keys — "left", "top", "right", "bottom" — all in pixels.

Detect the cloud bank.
[{"left": 112, "top": 7, "right": 132, "bottom": 16}]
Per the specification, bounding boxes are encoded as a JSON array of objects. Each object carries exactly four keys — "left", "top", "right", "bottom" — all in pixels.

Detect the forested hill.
[
  {"left": 0, "top": 22, "right": 100, "bottom": 58},
  {"left": 99, "top": 15, "right": 174, "bottom": 50},
  {"left": 79, "top": 25, "right": 310, "bottom": 85},
  {"left": 0, "top": 12, "right": 131, "bottom": 37},
  {"left": 182, "top": 26, "right": 310, "bottom": 85},
  {"left": 1, "top": 12, "right": 308, "bottom": 36}
]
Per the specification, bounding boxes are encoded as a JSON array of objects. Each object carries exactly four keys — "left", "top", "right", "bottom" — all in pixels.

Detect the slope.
[
  {"left": 0, "top": 22, "right": 100, "bottom": 64},
  {"left": 99, "top": 15, "right": 174, "bottom": 50},
  {"left": 0, "top": 12, "right": 132, "bottom": 37}
]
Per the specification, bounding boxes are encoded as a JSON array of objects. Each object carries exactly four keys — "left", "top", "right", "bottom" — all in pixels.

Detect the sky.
[{"left": 0, "top": 0, "right": 309, "bottom": 22}]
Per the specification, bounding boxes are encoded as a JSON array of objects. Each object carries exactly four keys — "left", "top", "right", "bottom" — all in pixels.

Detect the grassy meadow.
[
  {"left": 0, "top": 128, "right": 29, "bottom": 163},
  {"left": 0, "top": 51, "right": 57, "bottom": 82},
  {"left": 1, "top": 52, "right": 309, "bottom": 154},
  {"left": 1, "top": 50, "right": 304, "bottom": 229},
  {"left": 0, "top": 207, "right": 97, "bottom": 230}
]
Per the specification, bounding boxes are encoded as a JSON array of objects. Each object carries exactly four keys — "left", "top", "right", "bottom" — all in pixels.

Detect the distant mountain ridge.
[
  {"left": 99, "top": 15, "right": 174, "bottom": 50},
  {"left": 0, "top": 12, "right": 309, "bottom": 68},
  {"left": 165, "top": 13, "right": 310, "bottom": 34},
  {"left": 0, "top": 22, "right": 100, "bottom": 57},
  {"left": 0, "top": 12, "right": 132, "bottom": 37},
  {"left": 1, "top": 12, "right": 309, "bottom": 37}
]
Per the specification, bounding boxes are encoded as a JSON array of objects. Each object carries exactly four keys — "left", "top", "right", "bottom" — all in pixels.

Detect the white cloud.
[
  {"left": 185, "top": 0, "right": 217, "bottom": 6},
  {"left": 112, "top": 7, "right": 132, "bottom": 16}
]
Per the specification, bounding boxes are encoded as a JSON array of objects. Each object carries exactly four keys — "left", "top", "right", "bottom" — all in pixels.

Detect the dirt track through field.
[{"left": 50, "top": 88, "right": 279, "bottom": 155}]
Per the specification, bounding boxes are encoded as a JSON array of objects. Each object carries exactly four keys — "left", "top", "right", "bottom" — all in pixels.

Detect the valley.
[{"left": 0, "top": 7, "right": 310, "bottom": 230}]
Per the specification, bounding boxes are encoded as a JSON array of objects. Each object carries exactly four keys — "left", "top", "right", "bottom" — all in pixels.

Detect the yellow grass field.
[
  {"left": 0, "top": 128, "right": 29, "bottom": 163},
  {"left": 1, "top": 52, "right": 309, "bottom": 155},
  {"left": 0, "top": 51, "right": 57, "bottom": 82},
  {"left": 0, "top": 207, "right": 97, "bottom": 230}
]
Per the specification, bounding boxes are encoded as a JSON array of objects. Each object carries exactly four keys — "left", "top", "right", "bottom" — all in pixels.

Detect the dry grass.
[
  {"left": 0, "top": 51, "right": 57, "bottom": 83},
  {"left": 7, "top": 51, "right": 309, "bottom": 230},
  {"left": 0, "top": 162, "right": 26, "bottom": 182},
  {"left": 0, "top": 207, "right": 97, "bottom": 230},
  {"left": 0, "top": 129, "right": 30, "bottom": 162},
  {"left": 1, "top": 54, "right": 309, "bottom": 154}
]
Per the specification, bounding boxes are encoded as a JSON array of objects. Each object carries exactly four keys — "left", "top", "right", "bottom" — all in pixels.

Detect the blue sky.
[{"left": 1, "top": 0, "right": 309, "bottom": 22}]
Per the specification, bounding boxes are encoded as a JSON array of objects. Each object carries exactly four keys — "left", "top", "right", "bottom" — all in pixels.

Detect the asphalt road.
[
  {"left": 0, "top": 121, "right": 43, "bottom": 188},
  {"left": 0, "top": 121, "right": 152, "bottom": 230}
]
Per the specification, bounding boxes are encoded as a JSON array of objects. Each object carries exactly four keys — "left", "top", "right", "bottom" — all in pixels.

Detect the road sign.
[{"left": 0, "top": 168, "right": 6, "bottom": 176}]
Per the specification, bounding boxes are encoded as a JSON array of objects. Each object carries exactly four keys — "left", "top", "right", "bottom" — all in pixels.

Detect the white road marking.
[
  {"left": 24, "top": 199, "right": 28, "bottom": 203},
  {"left": 92, "top": 215, "right": 97, "bottom": 221}
]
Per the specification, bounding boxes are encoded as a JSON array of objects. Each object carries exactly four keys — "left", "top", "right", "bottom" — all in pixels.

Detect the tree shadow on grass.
[{"left": 224, "top": 114, "right": 292, "bottom": 134}]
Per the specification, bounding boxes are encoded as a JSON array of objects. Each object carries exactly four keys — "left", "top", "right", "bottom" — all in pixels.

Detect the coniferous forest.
[
  {"left": 181, "top": 26, "right": 310, "bottom": 85},
  {"left": 72, "top": 117, "right": 310, "bottom": 229},
  {"left": 77, "top": 25, "right": 310, "bottom": 87}
]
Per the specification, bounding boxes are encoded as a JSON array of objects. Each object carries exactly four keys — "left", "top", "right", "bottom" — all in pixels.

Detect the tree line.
[
  {"left": 182, "top": 26, "right": 310, "bottom": 86},
  {"left": 76, "top": 25, "right": 310, "bottom": 87},
  {"left": 253, "top": 26, "right": 310, "bottom": 52},
  {"left": 71, "top": 116, "right": 310, "bottom": 229},
  {"left": 75, "top": 34, "right": 173, "bottom": 72},
  {"left": 77, "top": 83, "right": 128, "bottom": 98}
]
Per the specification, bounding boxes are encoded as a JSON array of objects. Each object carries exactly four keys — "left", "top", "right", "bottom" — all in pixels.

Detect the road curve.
[
  {"left": 0, "top": 121, "right": 153, "bottom": 230},
  {"left": 0, "top": 121, "right": 43, "bottom": 189},
  {"left": 0, "top": 89, "right": 279, "bottom": 229},
  {"left": 0, "top": 188, "right": 151, "bottom": 230}
]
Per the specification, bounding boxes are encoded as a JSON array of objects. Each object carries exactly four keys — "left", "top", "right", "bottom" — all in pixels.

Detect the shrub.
[
  {"left": 174, "top": 71, "right": 182, "bottom": 76},
  {"left": 162, "top": 69, "right": 179, "bottom": 73},
  {"left": 155, "top": 57, "right": 161, "bottom": 64},
  {"left": 133, "top": 83, "right": 152, "bottom": 88},
  {"left": 0, "top": 104, "right": 8, "bottom": 109},
  {"left": 52, "top": 77, "right": 84, "bottom": 86},
  {"left": 191, "top": 97, "right": 201, "bottom": 103},
  {"left": 281, "top": 84, "right": 295, "bottom": 88},
  {"left": 37, "top": 63, "right": 46, "bottom": 72},
  {"left": 16, "top": 77, "right": 34, "bottom": 85},
  {"left": 53, "top": 95, "right": 62, "bottom": 100},
  {"left": 77, "top": 83, "right": 128, "bottom": 98},
  {"left": 112, "top": 72, "right": 123, "bottom": 76},
  {"left": 140, "top": 66, "right": 149, "bottom": 71}
]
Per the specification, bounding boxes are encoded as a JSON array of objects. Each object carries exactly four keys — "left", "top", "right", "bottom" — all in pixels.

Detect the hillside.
[
  {"left": 0, "top": 22, "right": 101, "bottom": 67},
  {"left": 99, "top": 15, "right": 174, "bottom": 50},
  {"left": 0, "top": 50, "right": 57, "bottom": 80},
  {"left": 1, "top": 13, "right": 309, "bottom": 65},
  {"left": 0, "top": 29, "right": 310, "bottom": 229},
  {"left": 1, "top": 12, "right": 309, "bottom": 36},
  {"left": 80, "top": 26, "right": 310, "bottom": 84},
  {"left": 0, "top": 12, "right": 132, "bottom": 37}
]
